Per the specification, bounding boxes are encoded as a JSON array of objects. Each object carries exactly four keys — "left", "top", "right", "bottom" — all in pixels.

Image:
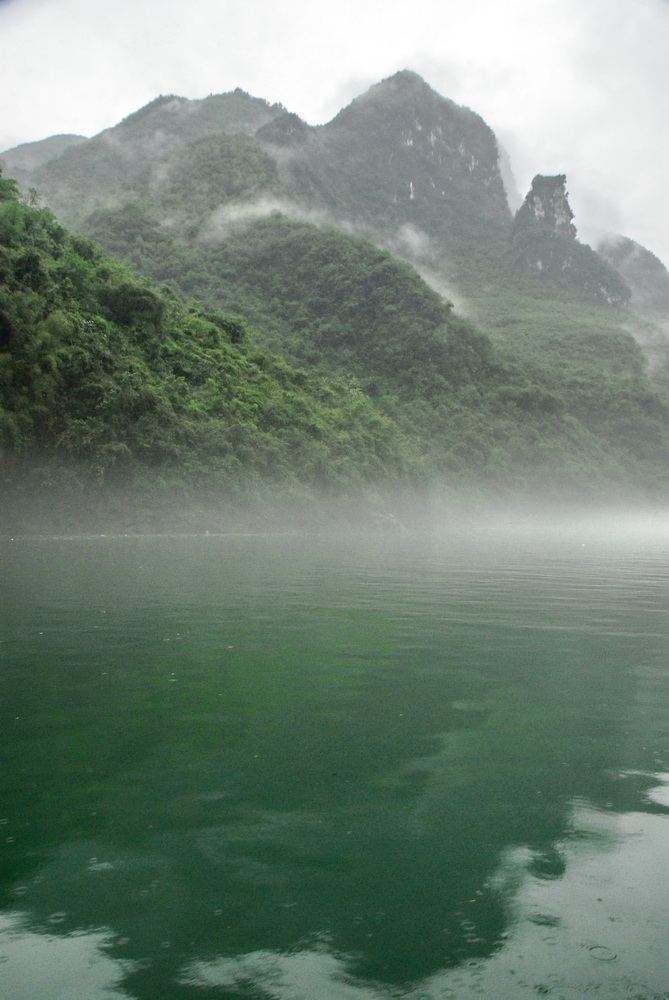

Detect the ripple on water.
[
  {"left": 528, "top": 913, "right": 561, "bottom": 927},
  {"left": 584, "top": 943, "right": 618, "bottom": 961}
]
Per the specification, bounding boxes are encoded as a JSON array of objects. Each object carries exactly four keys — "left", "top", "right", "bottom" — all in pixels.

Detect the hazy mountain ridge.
[
  {"left": 2, "top": 72, "right": 512, "bottom": 270},
  {"left": 2, "top": 72, "right": 669, "bottom": 520},
  {"left": 0, "top": 133, "right": 87, "bottom": 173},
  {"left": 598, "top": 234, "right": 669, "bottom": 316},
  {"left": 1, "top": 89, "right": 286, "bottom": 226},
  {"left": 4, "top": 70, "right": 666, "bottom": 309}
]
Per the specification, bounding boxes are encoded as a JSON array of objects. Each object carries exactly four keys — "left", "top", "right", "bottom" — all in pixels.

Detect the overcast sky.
[{"left": 1, "top": 0, "right": 668, "bottom": 265}]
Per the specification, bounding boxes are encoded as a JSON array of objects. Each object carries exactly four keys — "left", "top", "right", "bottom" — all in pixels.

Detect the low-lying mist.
[{"left": 3, "top": 477, "right": 669, "bottom": 548}]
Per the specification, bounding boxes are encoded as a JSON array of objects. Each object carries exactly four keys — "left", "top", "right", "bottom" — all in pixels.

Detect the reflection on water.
[
  {"left": 10, "top": 788, "right": 664, "bottom": 1000},
  {"left": 1, "top": 523, "right": 669, "bottom": 999},
  {"left": 0, "top": 913, "right": 132, "bottom": 1000}
]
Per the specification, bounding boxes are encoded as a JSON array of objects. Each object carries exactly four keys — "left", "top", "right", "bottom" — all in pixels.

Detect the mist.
[
  {"left": 4, "top": 463, "right": 669, "bottom": 549},
  {"left": 196, "top": 196, "right": 335, "bottom": 245},
  {"left": 3, "top": 0, "right": 669, "bottom": 976}
]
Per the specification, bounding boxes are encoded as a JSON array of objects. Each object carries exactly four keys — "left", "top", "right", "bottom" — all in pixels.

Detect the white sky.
[{"left": 1, "top": 0, "right": 669, "bottom": 265}]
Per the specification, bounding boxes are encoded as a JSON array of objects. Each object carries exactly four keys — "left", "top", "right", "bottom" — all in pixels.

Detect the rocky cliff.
[{"left": 511, "top": 174, "right": 630, "bottom": 305}]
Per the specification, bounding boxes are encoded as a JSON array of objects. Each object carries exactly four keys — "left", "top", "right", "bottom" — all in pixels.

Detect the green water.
[{"left": 1, "top": 520, "right": 669, "bottom": 999}]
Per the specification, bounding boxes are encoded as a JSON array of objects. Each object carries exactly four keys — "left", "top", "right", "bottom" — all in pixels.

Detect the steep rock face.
[
  {"left": 326, "top": 71, "right": 507, "bottom": 207},
  {"left": 281, "top": 71, "right": 511, "bottom": 265},
  {"left": 516, "top": 174, "right": 575, "bottom": 237},
  {"left": 511, "top": 175, "right": 630, "bottom": 305}
]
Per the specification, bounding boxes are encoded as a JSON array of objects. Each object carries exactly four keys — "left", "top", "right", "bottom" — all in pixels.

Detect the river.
[{"left": 1, "top": 515, "right": 669, "bottom": 998}]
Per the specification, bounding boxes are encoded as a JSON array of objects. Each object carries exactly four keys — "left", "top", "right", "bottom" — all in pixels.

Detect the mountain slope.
[
  {"left": 8, "top": 90, "right": 285, "bottom": 226},
  {"left": 78, "top": 204, "right": 669, "bottom": 497},
  {"left": 0, "top": 175, "right": 409, "bottom": 527},
  {"left": 3, "top": 73, "right": 669, "bottom": 513},
  {"left": 0, "top": 134, "right": 87, "bottom": 173},
  {"left": 267, "top": 71, "right": 511, "bottom": 270}
]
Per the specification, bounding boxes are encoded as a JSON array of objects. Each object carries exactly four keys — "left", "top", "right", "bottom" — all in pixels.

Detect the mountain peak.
[
  {"left": 517, "top": 174, "right": 576, "bottom": 237},
  {"left": 512, "top": 174, "right": 630, "bottom": 305},
  {"left": 320, "top": 70, "right": 509, "bottom": 241},
  {"left": 372, "top": 69, "right": 434, "bottom": 94},
  {"left": 331, "top": 70, "right": 455, "bottom": 123}
]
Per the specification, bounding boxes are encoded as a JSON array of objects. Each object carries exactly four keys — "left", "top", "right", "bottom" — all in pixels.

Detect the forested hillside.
[
  {"left": 77, "top": 204, "right": 669, "bottom": 500},
  {"left": 0, "top": 176, "right": 409, "bottom": 529},
  {"left": 3, "top": 72, "right": 669, "bottom": 528}
]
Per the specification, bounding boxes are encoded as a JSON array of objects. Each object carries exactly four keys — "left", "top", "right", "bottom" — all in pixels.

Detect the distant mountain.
[
  {"left": 0, "top": 133, "right": 87, "bottom": 173},
  {"left": 8, "top": 70, "right": 667, "bottom": 313},
  {"left": 0, "top": 73, "right": 660, "bottom": 291},
  {"left": 7, "top": 73, "right": 512, "bottom": 275},
  {"left": 598, "top": 234, "right": 669, "bottom": 317},
  {"left": 3, "top": 72, "right": 669, "bottom": 518},
  {"left": 597, "top": 234, "right": 669, "bottom": 380},
  {"left": 1, "top": 90, "right": 286, "bottom": 223}
]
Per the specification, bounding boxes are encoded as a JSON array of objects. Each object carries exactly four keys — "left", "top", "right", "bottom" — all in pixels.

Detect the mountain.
[
  {"left": 510, "top": 174, "right": 630, "bottom": 306},
  {"left": 594, "top": 234, "right": 669, "bottom": 381},
  {"left": 268, "top": 70, "right": 511, "bottom": 269},
  {"left": 2, "top": 90, "right": 286, "bottom": 225},
  {"left": 0, "top": 174, "right": 411, "bottom": 530},
  {"left": 8, "top": 73, "right": 512, "bottom": 277},
  {"left": 12, "top": 69, "right": 667, "bottom": 321},
  {"left": 7, "top": 71, "right": 668, "bottom": 308},
  {"left": 598, "top": 235, "right": 669, "bottom": 314},
  {"left": 0, "top": 134, "right": 87, "bottom": 173},
  {"left": 2, "top": 72, "right": 669, "bottom": 523}
]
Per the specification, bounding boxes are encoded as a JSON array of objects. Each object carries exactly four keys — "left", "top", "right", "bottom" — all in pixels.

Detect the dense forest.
[
  {"left": 0, "top": 177, "right": 409, "bottom": 529},
  {"left": 2, "top": 72, "right": 669, "bottom": 530}
]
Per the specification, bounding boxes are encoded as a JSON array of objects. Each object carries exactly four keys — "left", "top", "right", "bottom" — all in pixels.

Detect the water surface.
[{"left": 2, "top": 521, "right": 669, "bottom": 998}]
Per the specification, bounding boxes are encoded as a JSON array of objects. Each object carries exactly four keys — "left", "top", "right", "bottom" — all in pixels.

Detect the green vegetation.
[
  {"left": 4, "top": 71, "right": 669, "bottom": 526},
  {"left": 79, "top": 200, "right": 669, "bottom": 499},
  {"left": 0, "top": 177, "right": 408, "bottom": 527},
  {"left": 153, "top": 134, "right": 280, "bottom": 218}
]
